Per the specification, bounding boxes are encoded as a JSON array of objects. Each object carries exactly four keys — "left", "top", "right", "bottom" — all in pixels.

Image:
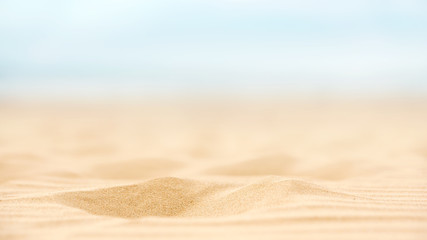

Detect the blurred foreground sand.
[{"left": 1, "top": 100, "right": 427, "bottom": 239}]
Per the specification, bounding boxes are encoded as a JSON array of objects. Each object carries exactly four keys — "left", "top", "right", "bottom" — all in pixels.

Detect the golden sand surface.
[{"left": 1, "top": 100, "right": 427, "bottom": 239}]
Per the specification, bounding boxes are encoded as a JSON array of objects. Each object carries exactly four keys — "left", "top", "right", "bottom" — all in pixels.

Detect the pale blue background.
[{"left": 1, "top": 0, "right": 427, "bottom": 99}]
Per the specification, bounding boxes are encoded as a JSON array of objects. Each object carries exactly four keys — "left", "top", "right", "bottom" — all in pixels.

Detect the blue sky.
[{"left": 1, "top": 0, "right": 427, "bottom": 99}]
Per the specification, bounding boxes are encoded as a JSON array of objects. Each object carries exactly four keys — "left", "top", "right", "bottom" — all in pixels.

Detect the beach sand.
[{"left": 1, "top": 100, "right": 426, "bottom": 239}]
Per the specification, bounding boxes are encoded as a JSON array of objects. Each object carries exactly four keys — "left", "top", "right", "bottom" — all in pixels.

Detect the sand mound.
[
  {"left": 86, "top": 159, "right": 184, "bottom": 179},
  {"left": 53, "top": 177, "right": 226, "bottom": 218},
  {"left": 205, "top": 155, "right": 295, "bottom": 176},
  {"left": 206, "top": 155, "right": 372, "bottom": 180},
  {"left": 53, "top": 177, "right": 356, "bottom": 218}
]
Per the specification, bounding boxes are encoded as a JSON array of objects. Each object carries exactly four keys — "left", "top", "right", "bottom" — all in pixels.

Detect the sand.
[{"left": 1, "top": 100, "right": 427, "bottom": 239}]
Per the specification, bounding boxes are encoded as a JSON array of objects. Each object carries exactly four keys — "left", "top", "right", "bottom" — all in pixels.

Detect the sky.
[{"left": 1, "top": 0, "right": 427, "bottom": 99}]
